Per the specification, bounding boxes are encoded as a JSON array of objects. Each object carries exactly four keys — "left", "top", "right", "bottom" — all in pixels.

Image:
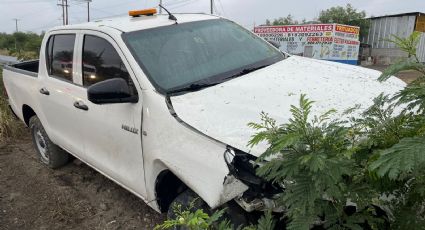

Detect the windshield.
[{"left": 123, "top": 19, "right": 284, "bottom": 94}]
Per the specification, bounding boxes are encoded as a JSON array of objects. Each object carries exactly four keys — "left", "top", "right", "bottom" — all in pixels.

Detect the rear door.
[
  {"left": 76, "top": 31, "right": 146, "bottom": 197},
  {"left": 38, "top": 32, "right": 86, "bottom": 156}
]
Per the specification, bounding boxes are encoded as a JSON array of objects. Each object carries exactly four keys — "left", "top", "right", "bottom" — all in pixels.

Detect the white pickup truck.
[{"left": 2, "top": 9, "right": 405, "bottom": 225}]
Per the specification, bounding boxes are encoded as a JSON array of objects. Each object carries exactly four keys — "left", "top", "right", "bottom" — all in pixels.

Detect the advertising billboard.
[{"left": 254, "top": 24, "right": 360, "bottom": 65}]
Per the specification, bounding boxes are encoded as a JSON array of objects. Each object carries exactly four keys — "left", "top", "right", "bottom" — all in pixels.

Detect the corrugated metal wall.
[
  {"left": 363, "top": 15, "right": 425, "bottom": 62},
  {"left": 417, "top": 33, "right": 425, "bottom": 62},
  {"left": 364, "top": 15, "right": 416, "bottom": 48}
]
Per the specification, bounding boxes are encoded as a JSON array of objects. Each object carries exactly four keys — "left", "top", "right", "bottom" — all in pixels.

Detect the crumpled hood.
[{"left": 170, "top": 56, "right": 406, "bottom": 156}]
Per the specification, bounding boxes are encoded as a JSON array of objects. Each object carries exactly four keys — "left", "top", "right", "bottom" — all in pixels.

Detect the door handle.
[
  {"left": 39, "top": 87, "right": 50, "bottom": 95},
  {"left": 73, "top": 101, "right": 89, "bottom": 111}
]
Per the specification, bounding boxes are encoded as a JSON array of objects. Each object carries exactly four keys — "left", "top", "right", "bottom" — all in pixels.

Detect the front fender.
[
  {"left": 157, "top": 155, "right": 248, "bottom": 209},
  {"left": 142, "top": 90, "right": 248, "bottom": 211}
]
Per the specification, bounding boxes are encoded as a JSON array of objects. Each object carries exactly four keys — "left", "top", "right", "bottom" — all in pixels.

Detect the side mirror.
[
  {"left": 267, "top": 40, "right": 281, "bottom": 49},
  {"left": 87, "top": 78, "right": 138, "bottom": 104}
]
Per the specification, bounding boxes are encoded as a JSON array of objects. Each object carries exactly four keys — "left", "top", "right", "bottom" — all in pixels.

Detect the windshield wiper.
[
  {"left": 167, "top": 64, "right": 271, "bottom": 94},
  {"left": 167, "top": 82, "right": 219, "bottom": 94},
  {"left": 223, "top": 64, "right": 271, "bottom": 81}
]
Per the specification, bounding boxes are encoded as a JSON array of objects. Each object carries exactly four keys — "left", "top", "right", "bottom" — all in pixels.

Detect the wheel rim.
[{"left": 34, "top": 129, "right": 49, "bottom": 162}]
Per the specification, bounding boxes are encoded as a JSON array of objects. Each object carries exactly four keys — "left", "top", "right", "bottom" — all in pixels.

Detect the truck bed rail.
[{"left": 3, "top": 60, "right": 39, "bottom": 78}]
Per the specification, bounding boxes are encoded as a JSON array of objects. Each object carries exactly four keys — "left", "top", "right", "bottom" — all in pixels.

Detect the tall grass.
[{"left": 0, "top": 66, "right": 25, "bottom": 144}]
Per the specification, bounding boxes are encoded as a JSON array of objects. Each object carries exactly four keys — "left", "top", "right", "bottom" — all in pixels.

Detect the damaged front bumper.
[
  {"left": 234, "top": 194, "right": 285, "bottom": 213},
  {"left": 223, "top": 147, "right": 285, "bottom": 213}
]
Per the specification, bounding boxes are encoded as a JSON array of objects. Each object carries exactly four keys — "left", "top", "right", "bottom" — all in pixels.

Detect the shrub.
[{"left": 156, "top": 32, "right": 425, "bottom": 229}]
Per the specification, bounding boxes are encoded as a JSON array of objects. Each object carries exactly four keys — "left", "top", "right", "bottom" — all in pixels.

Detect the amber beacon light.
[{"left": 129, "top": 8, "right": 157, "bottom": 17}]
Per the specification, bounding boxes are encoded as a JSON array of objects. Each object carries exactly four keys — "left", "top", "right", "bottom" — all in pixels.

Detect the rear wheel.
[{"left": 29, "top": 116, "right": 69, "bottom": 169}]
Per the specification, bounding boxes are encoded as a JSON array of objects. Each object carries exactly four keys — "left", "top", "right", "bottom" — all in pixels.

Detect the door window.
[
  {"left": 82, "top": 35, "right": 132, "bottom": 87},
  {"left": 46, "top": 34, "right": 76, "bottom": 81}
]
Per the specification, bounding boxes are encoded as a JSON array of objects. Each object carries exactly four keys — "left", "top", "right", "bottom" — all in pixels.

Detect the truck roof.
[{"left": 50, "top": 13, "right": 220, "bottom": 33}]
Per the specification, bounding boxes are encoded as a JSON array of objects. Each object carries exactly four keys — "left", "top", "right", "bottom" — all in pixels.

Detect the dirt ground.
[
  {"left": 0, "top": 131, "right": 165, "bottom": 230},
  {"left": 0, "top": 65, "right": 422, "bottom": 230},
  {"left": 366, "top": 65, "right": 420, "bottom": 83}
]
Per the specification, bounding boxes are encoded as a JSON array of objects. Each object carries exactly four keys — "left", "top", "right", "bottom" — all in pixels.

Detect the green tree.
[
  {"left": 318, "top": 4, "right": 370, "bottom": 39},
  {"left": 273, "top": 14, "right": 296, "bottom": 25},
  {"left": 265, "top": 19, "right": 271, "bottom": 26},
  {"left": 0, "top": 32, "right": 43, "bottom": 59},
  {"left": 266, "top": 14, "right": 305, "bottom": 26}
]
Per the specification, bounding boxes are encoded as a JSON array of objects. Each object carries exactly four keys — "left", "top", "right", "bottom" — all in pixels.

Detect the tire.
[
  {"left": 29, "top": 116, "right": 69, "bottom": 169},
  {"left": 167, "top": 190, "right": 210, "bottom": 220},
  {"left": 167, "top": 189, "right": 247, "bottom": 229}
]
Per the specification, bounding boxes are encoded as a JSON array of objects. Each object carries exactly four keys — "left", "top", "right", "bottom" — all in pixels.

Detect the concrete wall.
[{"left": 370, "top": 48, "right": 408, "bottom": 65}]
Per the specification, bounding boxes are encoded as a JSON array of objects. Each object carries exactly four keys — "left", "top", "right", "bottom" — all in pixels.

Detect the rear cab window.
[{"left": 46, "top": 34, "right": 76, "bottom": 82}]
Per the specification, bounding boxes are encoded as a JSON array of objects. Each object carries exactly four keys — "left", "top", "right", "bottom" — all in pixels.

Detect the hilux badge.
[{"left": 122, "top": 124, "right": 139, "bottom": 134}]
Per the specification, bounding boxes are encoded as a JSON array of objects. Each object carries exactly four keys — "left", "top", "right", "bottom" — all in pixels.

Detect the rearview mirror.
[{"left": 87, "top": 78, "right": 138, "bottom": 104}]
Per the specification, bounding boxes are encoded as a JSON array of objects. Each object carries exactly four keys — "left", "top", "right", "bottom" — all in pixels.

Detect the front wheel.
[
  {"left": 167, "top": 189, "right": 210, "bottom": 220},
  {"left": 167, "top": 189, "right": 247, "bottom": 229},
  {"left": 29, "top": 116, "right": 69, "bottom": 169}
]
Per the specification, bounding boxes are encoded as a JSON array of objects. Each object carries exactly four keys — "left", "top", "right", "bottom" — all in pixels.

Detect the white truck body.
[{"left": 2, "top": 13, "right": 405, "bottom": 215}]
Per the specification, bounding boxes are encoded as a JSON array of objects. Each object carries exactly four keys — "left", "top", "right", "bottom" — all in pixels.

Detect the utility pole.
[
  {"left": 12, "top": 18, "right": 20, "bottom": 32},
  {"left": 86, "top": 0, "right": 92, "bottom": 22},
  {"left": 12, "top": 18, "right": 20, "bottom": 52},
  {"left": 58, "top": 0, "right": 65, "bottom": 25},
  {"left": 210, "top": 0, "right": 213, "bottom": 14},
  {"left": 65, "top": 0, "right": 69, "bottom": 25}
]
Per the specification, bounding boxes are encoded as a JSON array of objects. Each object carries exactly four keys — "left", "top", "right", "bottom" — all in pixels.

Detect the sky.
[{"left": 0, "top": 0, "right": 424, "bottom": 34}]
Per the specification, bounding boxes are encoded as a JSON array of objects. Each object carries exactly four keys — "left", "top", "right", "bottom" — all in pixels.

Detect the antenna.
[{"left": 159, "top": 4, "right": 177, "bottom": 23}]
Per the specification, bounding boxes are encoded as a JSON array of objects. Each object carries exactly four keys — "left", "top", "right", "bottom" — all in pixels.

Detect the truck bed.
[
  {"left": 3, "top": 60, "right": 39, "bottom": 78},
  {"left": 2, "top": 60, "right": 40, "bottom": 125}
]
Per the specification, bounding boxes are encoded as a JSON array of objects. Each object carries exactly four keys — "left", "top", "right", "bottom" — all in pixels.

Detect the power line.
[
  {"left": 57, "top": 0, "right": 70, "bottom": 25},
  {"left": 57, "top": 0, "right": 66, "bottom": 25},
  {"left": 167, "top": 0, "right": 199, "bottom": 10},
  {"left": 213, "top": 1, "right": 219, "bottom": 15},
  {"left": 24, "top": 20, "right": 60, "bottom": 32},
  {"left": 1, "top": 0, "right": 54, "bottom": 3},
  {"left": 164, "top": 0, "right": 192, "bottom": 7},
  {"left": 91, "top": 0, "right": 136, "bottom": 12},
  {"left": 72, "top": 3, "right": 114, "bottom": 17},
  {"left": 72, "top": 0, "right": 92, "bottom": 22},
  {"left": 217, "top": 0, "right": 226, "bottom": 16}
]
